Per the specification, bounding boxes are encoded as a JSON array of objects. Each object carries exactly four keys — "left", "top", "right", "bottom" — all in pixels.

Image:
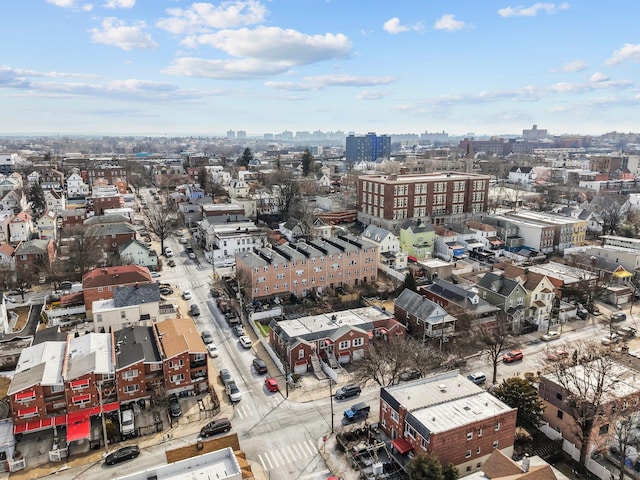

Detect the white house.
[
  {"left": 197, "top": 217, "right": 264, "bottom": 267},
  {"left": 0, "top": 190, "right": 26, "bottom": 213},
  {"left": 119, "top": 239, "right": 158, "bottom": 269},
  {"left": 66, "top": 172, "right": 90, "bottom": 197},
  {"left": 9, "top": 211, "right": 33, "bottom": 244},
  {"left": 361, "top": 225, "right": 400, "bottom": 253},
  {"left": 228, "top": 178, "right": 249, "bottom": 197},
  {"left": 35, "top": 210, "right": 57, "bottom": 241},
  {"left": 508, "top": 166, "right": 535, "bottom": 185},
  {"left": 0, "top": 242, "right": 15, "bottom": 272},
  {"left": 44, "top": 190, "right": 66, "bottom": 214}
]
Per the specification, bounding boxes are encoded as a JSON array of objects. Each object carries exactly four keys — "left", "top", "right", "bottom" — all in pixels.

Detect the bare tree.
[
  {"left": 144, "top": 204, "right": 179, "bottom": 254},
  {"left": 264, "top": 169, "right": 299, "bottom": 220},
  {"left": 596, "top": 196, "right": 627, "bottom": 239},
  {"left": 542, "top": 341, "right": 623, "bottom": 471},
  {"left": 476, "top": 314, "right": 514, "bottom": 384},
  {"left": 608, "top": 404, "right": 640, "bottom": 480},
  {"left": 59, "top": 226, "right": 106, "bottom": 279}
]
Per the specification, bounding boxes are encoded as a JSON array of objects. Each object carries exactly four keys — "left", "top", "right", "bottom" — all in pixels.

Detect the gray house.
[
  {"left": 476, "top": 272, "right": 529, "bottom": 331},
  {"left": 394, "top": 288, "right": 456, "bottom": 344}
]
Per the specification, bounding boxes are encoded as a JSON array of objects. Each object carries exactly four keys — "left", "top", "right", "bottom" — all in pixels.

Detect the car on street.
[
  {"left": 168, "top": 394, "right": 182, "bottom": 418},
  {"left": 182, "top": 291, "right": 192, "bottom": 300},
  {"left": 617, "top": 326, "right": 637, "bottom": 339},
  {"left": 239, "top": 336, "right": 252, "bottom": 349},
  {"left": 178, "top": 236, "right": 188, "bottom": 244},
  {"left": 335, "top": 384, "right": 361, "bottom": 400},
  {"left": 265, "top": 377, "right": 279, "bottom": 392},
  {"left": 167, "top": 259, "right": 176, "bottom": 267},
  {"left": 576, "top": 307, "right": 589, "bottom": 319},
  {"left": 503, "top": 349, "right": 524, "bottom": 363},
  {"left": 104, "top": 446, "right": 140, "bottom": 466},
  {"left": 601, "top": 333, "right": 620, "bottom": 346},
  {"left": 546, "top": 349, "right": 570, "bottom": 361},
  {"left": 226, "top": 381, "right": 242, "bottom": 402},
  {"left": 541, "top": 331, "right": 561, "bottom": 342},
  {"left": 219, "top": 368, "right": 232, "bottom": 385},
  {"left": 159, "top": 287, "right": 173, "bottom": 296},
  {"left": 199, "top": 418, "right": 232, "bottom": 438},
  {"left": 467, "top": 372, "right": 487, "bottom": 385},
  {"left": 232, "top": 325, "right": 244, "bottom": 337},
  {"left": 207, "top": 343, "right": 219, "bottom": 358},
  {"left": 611, "top": 312, "right": 627, "bottom": 323},
  {"left": 190, "top": 304, "right": 200, "bottom": 317},
  {"left": 201, "top": 330, "right": 213, "bottom": 344},
  {"left": 252, "top": 358, "right": 267, "bottom": 374},
  {"left": 164, "top": 247, "right": 173, "bottom": 257},
  {"left": 151, "top": 272, "right": 161, "bottom": 278},
  {"left": 343, "top": 402, "right": 370, "bottom": 421}
]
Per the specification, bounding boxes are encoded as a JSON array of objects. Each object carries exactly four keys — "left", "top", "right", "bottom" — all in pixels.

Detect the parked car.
[
  {"left": 265, "top": 377, "right": 279, "bottom": 392},
  {"left": 219, "top": 368, "right": 232, "bottom": 385},
  {"left": 239, "top": 336, "right": 252, "bottom": 349},
  {"left": 399, "top": 369, "right": 421, "bottom": 382},
  {"left": 541, "top": 331, "right": 561, "bottom": 342},
  {"left": 617, "top": 326, "right": 637, "bottom": 338},
  {"left": 164, "top": 247, "right": 173, "bottom": 257},
  {"left": 226, "top": 381, "right": 242, "bottom": 402},
  {"left": 120, "top": 408, "right": 135, "bottom": 438},
  {"left": 611, "top": 312, "right": 627, "bottom": 323},
  {"left": 601, "top": 333, "right": 620, "bottom": 346},
  {"left": 503, "top": 349, "right": 524, "bottom": 363},
  {"left": 178, "top": 236, "right": 188, "bottom": 244},
  {"left": 343, "top": 402, "right": 370, "bottom": 421},
  {"left": 104, "top": 446, "right": 140, "bottom": 466},
  {"left": 182, "top": 291, "right": 192, "bottom": 300},
  {"left": 252, "top": 358, "right": 267, "bottom": 374},
  {"left": 151, "top": 272, "right": 161, "bottom": 278},
  {"left": 190, "top": 304, "right": 200, "bottom": 317},
  {"left": 576, "top": 307, "right": 589, "bottom": 319},
  {"left": 201, "top": 330, "right": 213, "bottom": 344},
  {"left": 207, "top": 343, "right": 219, "bottom": 358},
  {"left": 232, "top": 325, "right": 244, "bottom": 337},
  {"left": 467, "top": 372, "right": 487, "bottom": 385},
  {"left": 335, "top": 384, "right": 361, "bottom": 400},
  {"left": 546, "top": 349, "right": 570, "bottom": 361},
  {"left": 199, "top": 418, "right": 232, "bottom": 438},
  {"left": 159, "top": 287, "right": 174, "bottom": 296},
  {"left": 167, "top": 259, "right": 176, "bottom": 267},
  {"left": 168, "top": 394, "right": 182, "bottom": 418}
]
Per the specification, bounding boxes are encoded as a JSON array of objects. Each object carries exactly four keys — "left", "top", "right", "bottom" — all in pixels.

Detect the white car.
[
  {"left": 542, "top": 331, "right": 561, "bottom": 342},
  {"left": 182, "top": 291, "right": 192, "bottom": 300},
  {"left": 207, "top": 343, "right": 219, "bottom": 358},
  {"left": 239, "top": 336, "right": 252, "bottom": 349},
  {"left": 151, "top": 272, "right": 161, "bottom": 278},
  {"left": 178, "top": 236, "right": 188, "bottom": 244},
  {"left": 602, "top": 334, "right": 620, "bottom": 346},
  {"left": 164, "top": 247, "right": 173, "bottom": 257}
]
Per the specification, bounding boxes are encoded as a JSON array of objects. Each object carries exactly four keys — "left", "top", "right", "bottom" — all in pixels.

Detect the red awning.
[
  {"left": 15, "top": 390, "right": 36, "bottom": 401},
  {"left": 379, "top": 328, "right": 389, "bottom": 335},
  {"left": 67, "top": 419, "right": 91, "bottom": 442},
  {"left": 70, "top": 379, "right": 90, "bottom": 389},
  {"left": 60, "top": 291, "right": 84, "bottom": 307},
  {"left": 14, "top": 415, "right": 65, "bottom": 434},
  {"left": 408, "top": 256, "right": 418, "bottom": 262},
  {"left": 16, "top": 407, "right": 38, "bottom": 418},
  {"left": 392, "top": 437, "right": 414, "bottom": 455},
  {"left": 72, "top": 394, "right": 91, "bottom": 404}
]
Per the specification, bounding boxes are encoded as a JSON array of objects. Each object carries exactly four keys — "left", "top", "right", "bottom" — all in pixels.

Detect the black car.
[
  {"left": 210, "top": 288, "right": 220, "bottom": 298},
  {"left": 168, "top": 394, "right": 182, "bottom": 418},
  {"left": 200, "top": 418, "right": 232, "bottom": 438},
  {"left": 190, "top": 304, "right": 200, "bottom": 317},
  {"left": 252, "top": 358, "right": 268, "bottom": 374},
  {"left": 335, "top": 384, "right": 361, "bottom": 400},
  {"left": 104, "top": 446, "right": 140, "bottom": 465}
]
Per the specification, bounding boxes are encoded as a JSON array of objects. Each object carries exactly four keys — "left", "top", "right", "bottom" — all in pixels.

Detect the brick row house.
[
  {"left": 380, "top": 371, "right": 517, "bottom": 476},
  {"left": 269, "top": 306, "right": 405, "bottom": 374},
  {"left": 82, "top": 265, "right": 153, "bottom": 317},
  {"left": 236, "top": 234, "right": 379, "bottom": 302}
]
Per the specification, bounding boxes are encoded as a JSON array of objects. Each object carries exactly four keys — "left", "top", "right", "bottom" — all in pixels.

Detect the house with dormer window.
[
  {"left": 476, "top": 272, "right": 529, "bottom": 332},
  {"left": 394, "top": 288, "right": 457, "bottom": 343}
]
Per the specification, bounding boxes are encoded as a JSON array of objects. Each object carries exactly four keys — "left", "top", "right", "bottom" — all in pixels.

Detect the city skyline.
[{"left": 1, "top": 1, "right": 639, "bottom": 137}]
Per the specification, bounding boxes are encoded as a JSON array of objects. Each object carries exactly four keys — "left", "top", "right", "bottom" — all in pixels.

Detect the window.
[
  {"left": 391, "top": 410, "right": 399, "bottom": 422},
  {"left": 405, "top": 425, "right": 416, "bottom": 439},
  {"left": 170, "top": 373, "right": 185, "bottom": 383},
  {"left": 556, "top": 392, "right": 563, "bottom": 400},
  {"left": 467, "top": 432, "right": 473, "bottom": 441},
  {"left": 193, "top": 353, "right": 205, "bottom": 361},
  {"left": 169, "top": 360, "right": 184, "bottom": 369},
  {"left": 466, "top": 466, "right": 472, "bottom": 473},
  {"left": 353, "top": 338, "right": 364, "bottom": 347},
  {"left": 493, "top": 440, "right": 499, "bottom": 449},
  {"left": 120, "top": 311, "right": 126, "bottom": 319},
  {"left": 477, "top": 447, "right": 481, "bottom": 454},
  {"left": 557, "top": 410, "right": 563, "bottom": 419},
  {"left": 495, "top": 422, "right": 500, "bottom": 431},
  {"left": 123, "top": 369, "right": 139, "bottom": 379},
  {"left": 124, "top": 384, "right": 139, "bottom": 394},
  {"left": 50, "top": 384, "right": 64, "bottom": 393},
  {"left": 478, "top": 428, "right": 483, "bottom": 437},
  {"left": 338, "top": 340, "right": 350, "bottom": 350},
  {"left": 72, "top": 394, "right": 91, "bottom": 407},
  {"left": 465, "top": 450, "right": 471, "bottom": 458},
  {"left": 298, "top": 349, "right": 304, "bottom": 359},
  {"left": 421, "top": 437, "right": 429, "bottom": 449}
]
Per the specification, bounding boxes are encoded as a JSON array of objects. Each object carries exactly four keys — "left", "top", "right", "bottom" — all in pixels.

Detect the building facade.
[{"left": 345, "top": 133, "right": 391, "bottom": 165}]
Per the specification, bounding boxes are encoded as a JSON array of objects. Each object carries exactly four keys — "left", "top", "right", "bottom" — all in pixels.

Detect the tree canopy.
[
  {"left": 493, "top": 377, "right": 544, "bottom": 429},
  {"left": 237, "top": 147, "right": 253, "bottom": 167},
  {"left": 408, "top": 453, "right": 449, "bottom": 480},
  {"left": 28, "top": 182, "right": 46, "bottom": 214}
]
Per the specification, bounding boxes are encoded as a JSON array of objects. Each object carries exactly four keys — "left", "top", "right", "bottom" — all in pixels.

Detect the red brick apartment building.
[
  {"left": 87, "top": 165, "right": 127, "bottom": 188},
  {"left": 14, "top": 239, "right": 54, "bottom": 273},
  {"left": 235, "top": 234, "right": 379, "bottom": 302},
  {"left": 380, "top": 371, "right": 516, "bottom": 476},
  {"left": 356, "top": 172, "right": 490, "bottom": 232},
  {"left": 82, "top": 265, "right": 153, "bottom": 316}
]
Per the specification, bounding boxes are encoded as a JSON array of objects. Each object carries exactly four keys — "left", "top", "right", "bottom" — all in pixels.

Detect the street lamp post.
[
  {"left": 97, "top": 383, "right": 109, "bottom": 454},
  {"left": 328, "top": 378, "right": 334, "bottom": 434}
]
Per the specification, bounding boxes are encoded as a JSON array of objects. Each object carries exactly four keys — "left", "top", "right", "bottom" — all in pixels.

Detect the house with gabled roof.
[
  {"left": 154, "top": 319, "right": 209, "bottom": 396},
  {"left": 8, "top": 211, "right": 32, "bottom": 244},
  {"left": 476, "top": 272, "right": 529, "bottom": 331},
  {"left": 14, "top": 239, "right": 54, "bottom": 274},
  {"left": 0, "top": 242, "right": 15, "bottom": 271},
  {"left": 508, "top": 166, "right": 535, "bottom": 185},
  {"left": 394, "top": 288, "right": 456, "bottom": 343},
  {"left": 399, "top": 219, "right": 434, "bottom": 260},
  {"left": 82, "top": 265, "right": 154, "bottom": 316},
  {"left": 119, "top": 239, "right": 158, "bottom": 269},
  {"left": 0, "top": 190, "right": 26, "bottom": 214},
  {"left": 279, "top": 217, "right": 306, "bottom": 242},
  {"left": 35, "top": 210, "right": 57, "bottom": 241},
  {"left": 85, "top": 221, "right": 136, "bottom": 254},
  {"left": 44, "top": 189, "right": 66, "bottom": 214}
]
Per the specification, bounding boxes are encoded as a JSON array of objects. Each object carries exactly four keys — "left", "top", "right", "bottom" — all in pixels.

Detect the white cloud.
[
  {"left": 90, "top": 18, "right": 159, "bottom": 50},
  {"left": 559, "top": 60, "right": 586, "bottom": 73},
  {"left": 606, "top": 43, "right": 640, "bottom": 66},
  {"left": 590, "top": 72, "right": 609, "bottom": 83},
  {"left": 164, "top": 57, "right": 291, "bottom": 79},
  {"left": 185, "top": 27, "right": 351, "bottom": 65},
  {"left": 383, "top": 17, "right": 423, "bottom": 35},
  {"left": 498, "top": 2, "right": 570, "bottom": 18},
  {"left": 265, "top": 74, "right": 395, "bottom": 91},
  {"left": 434, "top": 14, "right": 467, "bottom": 32},
  {"left": 356, "top": 90, "right": 390, "bottom": 100},
  {"left": 82, "top": 3, "right": 93, "bottom": 11},
  {"left": 47, "top": 0, "right": 77, "bottom": 7},
  {"left": 157, "top": 0, "right": 267, "bottom": 35},
  {"left": 103, "top": 0, "right": 135, "bottom": 9}
]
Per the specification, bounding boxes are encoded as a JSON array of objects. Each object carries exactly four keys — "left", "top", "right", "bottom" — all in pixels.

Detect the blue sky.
[{"left": 1, "top": 1, "right": 639, "bottom": 137}]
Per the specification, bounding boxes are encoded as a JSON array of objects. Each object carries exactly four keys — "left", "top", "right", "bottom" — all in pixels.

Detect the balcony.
[
  {"left": 159, "top": 304, "right": 176, "bottom": 316},
  {"left": 190, "top": 359, "right": 207, "bottom": 369}
]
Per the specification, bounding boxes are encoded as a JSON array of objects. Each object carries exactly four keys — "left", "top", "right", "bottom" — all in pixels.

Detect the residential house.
[
  {"left": 235, "top": 234, "right": 378, "bottom": 302},
  {"left": 361, "top": 225, "right": 399, "bottom": 254},
  {"left": 228, "top": 178, "right": 249, "bottom": 197},
  {"left": 380, "top": 371, "right": 516, "bottom": 475},
  {"left": 269, "top": 306, "right": 405, "bottom": 374},
  {"left": 420, "top": 278, "right": 500, "bottom": 330},
  {"left": 394, "top": 288, "right": 456, "bottom": 343},
  {"left": 0, "top": 213, "right": 13, "bottom": 243},
  {"left": 399, "top": 219, "right": 434, "bottom": 260},
  {"left": 14, "top": 239, "right": 54, "bottom": 274},
  {"left": 0, "top": 243, "right": 15, "bottom": 271},
  {"left": 466, "top": 220, "right": 504, "bottom": 254},
  {"left": 119, "top": 239, "right": 158, "bottom": 269},
  {"left": 526, "top": 262, "right": 597, "bottom": 302},
  {"left": 85, "top": 221, "right": 137, "bottom": 254},
  {"left": 35, "top": 210, "right": 57, "bottom": 241},
  {"left": 278, "top": 218, "right": 306, "bottom": 242},
  {"left": 565, "top": 253, "right": 633, "bottom": 305},
  {"left": 434, "top": 226, "right": 467, "bottom": 261},
  {"left": 87, "top": 165, "right": 127, "bottom": 189},
  {"left": 154, "top": 318, "right": 209, "bottom": 396},
  {"left": 201, "top": 203, "right": 245, "bottom": 219},
  {"left": 59, "top": 209, "right": 87, "bottom": 229},
  {"left": 476, "top": 272, "right": 529, "bottom": 332},
  {"left": 44, "top": 190, "right": 66, "bottom": 214},
  {"left": 113, "top": 326, "right": 162, "bottom": 405},
  {"left": 473, "top": 449, "right": 558, "bottom": 480},
  {"left": 38, "top": 169, "right": 65, "bottom": 190},
  {"left": 66, "top": 172, "right": 90, "bottom": 198},
  {"left": 508, "top": 166, "right": 535, "bottom": 185},
  {"left": 196, "top": 215, "right": 264, "bottom": 267},
  {"left": 9, "top": 212, "right": 33, "bottom": 244},
  {"left": 82, "top": 265, "right": 154, "bottom": 316},
  {"left": 1, "top": 190, "right": 27, "bottom": 214},
  {"left": 92, "top": 188, "right": 124, "bottom": 215}
]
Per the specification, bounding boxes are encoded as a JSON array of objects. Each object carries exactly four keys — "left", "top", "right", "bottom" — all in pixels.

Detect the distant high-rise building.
[
  {"left": 263, "top": 133, "right": 274, "bottom": 140},
  {"left": 236, "top": 130, "right": 247, "bottom": 139},
  {"left": 522, "top": 124, "right": 548, "bottom": 141},
  {"left": 345, "top": 132, "right": 391, "bottom": 164},
  {"left": 226, "top": 130, "right": 235, "bottom": 139}
]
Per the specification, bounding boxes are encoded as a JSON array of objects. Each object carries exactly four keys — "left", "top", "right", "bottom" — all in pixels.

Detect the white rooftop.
[
  {"left": 278, "top": 306, "right": 392, "bottom": 337},
  {"left": 13, "top": 341, "right": 65, "bottom": 387},
  {"left": 65, "top": 333, "right": 114, "bottom": 377}
]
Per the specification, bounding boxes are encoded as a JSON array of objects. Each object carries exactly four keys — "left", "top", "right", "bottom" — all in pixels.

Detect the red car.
[
  {"left": 503, "top": 349, "right": 524, "bottom": 363},
  {"left": 265, "top": 377, "right": 279, "bottom": 392}
]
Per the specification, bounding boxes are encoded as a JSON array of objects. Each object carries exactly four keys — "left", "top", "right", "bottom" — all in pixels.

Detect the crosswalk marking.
[{"left": 255, "top": 440, "right": 318, "bottom": 470}]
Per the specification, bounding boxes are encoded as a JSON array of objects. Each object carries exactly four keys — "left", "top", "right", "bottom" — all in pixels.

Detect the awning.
[
  {"left": 379, "top": 328, "right": 389, "bottom": 335},
  {"left": 70, "top": 379, "right": 90, "bottom": 389},
  {"left": 66, "top": 419, "right": 91, "bottom": 442},
  {"left": 392, "top": 437, "right": 414, "bottom": 455},
  {"left": 15, "top": 390, "right": 36, "bottom": 401},
  {"left": 60, "top": 292, "right": 84, "bottom": 307},
  {"left": 407, "top": 256, "right": 418, "bottom": 262},
  {"left": 16, "top": 407, "right": 38, "bottom": 418},
  {"left": 614, "top": 271, "right": 633, "bottom": 278},
  {"left": 489, "top": 238, "right": 504, "bottom": 246},
  {"left": 13, "top": 415, "right": 66, "bottom": 434},
  {"left": 72, "top": 394, "right": 91, "bottom": 404}
]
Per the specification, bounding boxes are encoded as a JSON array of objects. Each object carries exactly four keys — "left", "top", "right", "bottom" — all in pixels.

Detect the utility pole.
[
  {"left": 328, "top": 379, "right": 334, "bottom": 434},
  {"left": 97, "top": 383, "right": 109, "bottom": 453}
]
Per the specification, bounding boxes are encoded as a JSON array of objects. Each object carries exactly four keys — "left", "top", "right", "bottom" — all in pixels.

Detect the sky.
[{"left": 1, "top": 1, "right": 640, "bottom": 137}]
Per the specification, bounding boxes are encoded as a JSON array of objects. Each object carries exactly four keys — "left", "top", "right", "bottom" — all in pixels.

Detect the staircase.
[
  {"left": 534, "top": 438, "right": 564, "bottom": 459},
  {"left": 310, "top": 355, "right": 325, "bottom": 380}
]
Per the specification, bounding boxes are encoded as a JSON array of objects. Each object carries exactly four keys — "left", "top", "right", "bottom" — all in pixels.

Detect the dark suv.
[
  {"left": 335, "top": 384, "right": 361, "bottom": 400},
  {"left": 252, "top": 358, "right": 267, "bottom": 374},
  {"left": 199, "top": 418, "right": 232, "bottom": 438}
]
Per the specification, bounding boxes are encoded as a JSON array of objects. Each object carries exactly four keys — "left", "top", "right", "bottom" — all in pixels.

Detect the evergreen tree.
[
  {"left": 28, "top": 182, "right": 46, "bottom": 214},
  {"left": 402, "top": 270, "right": 418, "bottom": 292},
  {"left": 493, "top": 376, "right": 544, "bottom": 428},
  {"left": 238, "top": 147, "right": 253, "bottom": 167},
  {"left": 407, "top": 453, "right": 445, "bottom": 480},
  {"left": 302, "top": 149, "right": 313, "bottom": 176}
]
